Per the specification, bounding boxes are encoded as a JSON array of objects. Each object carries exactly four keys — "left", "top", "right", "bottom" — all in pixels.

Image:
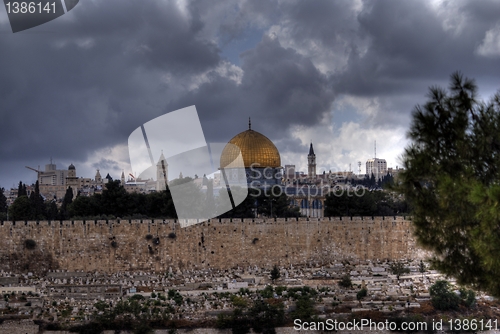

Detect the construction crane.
[
  {"left": 25, "top": 166, "right": 41, "bottom": 183},
  {"left": 25, "top": 166, "right": 40, "bottom": 173},
  {"left": 129, "top": 173, "right": 135, "bottom": 180}
]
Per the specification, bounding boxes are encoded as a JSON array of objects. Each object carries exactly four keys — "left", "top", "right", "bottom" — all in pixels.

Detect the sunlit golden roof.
[{"left": 220, "top": 125, "right": 281, "bottom": 168}]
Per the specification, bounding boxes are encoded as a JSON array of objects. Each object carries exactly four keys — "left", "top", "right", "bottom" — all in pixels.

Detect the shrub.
[
  {"left": 459, "top": 288, "right": 476, "bottom": 308},
  {"left": 389, "top": 261, "right": 411, "bottom": 280},
  {"left": 429, "top": 280, "right": 460, "bottom": 310},
  {"left": 275, "top": 286, "right": 287, "bottom": 296},
  {"left": 356, "top": 288, "right": 367, "bottom": 300},
  {"left": 291, "top": 295, "right": 315, "bottom": 321},
  {"left": 130, "top": 294, "right": 145, "bottom": 301},
  {"left": 168, "top": 233, "right": 176, "bottom": 239},
  {"left": 339, "top": 275, "right": 352, "bottom": 288},
  {"left": 270, "top": 265, "right": 280, "bottom": 283},
  {"left": 259, "top": 285, "right": 274, "bottom": 299},
  {"left": 24, "top": 239, "right": 36, "bottom": 250},
  {"left": 230, "top": 295, "right": 248, "bottom": 308},
  {"left": 111, "top": 241, "right": 118, "bottom": 248},
  {"left": 167, "top": 289, "right": 183, "bottom": 305},
  {"left": 215, "top": 313, "right": 231, "bottom": 329},
  {"left": 145, "top": 234, "right": 153, "bottom": 240}
]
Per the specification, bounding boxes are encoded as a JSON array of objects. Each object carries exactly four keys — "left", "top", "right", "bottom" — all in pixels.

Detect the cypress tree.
[
  {"left": 0, "top": 187, "right": 7, "bottom": 214},
  {"left": 60, "top": 187, "right": 74, "bottom": 219}
]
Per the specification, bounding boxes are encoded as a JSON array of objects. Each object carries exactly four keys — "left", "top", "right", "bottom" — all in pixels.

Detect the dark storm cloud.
[
  {"left": 280, "top": 0, "right": 361, "bottom": 51},
  {"left": 0, "top": 0, "right": 221, "bottom": 187},
  {"left": 2, "top": 0, "right": 500, "bottom": 187},
  {"left": 240, "top": 36, "right": 335, "bottom": 128},
  {"left": 92, "top": 158, "right": 120, "bottom": 172},
  {"left": 170, "top": 35, "right": 336, "bottom": 144},
  {"left": 275, "top": 0, "right": 500, "bottom": 130},
  {"left": 336, "top": 0, "right": 500, "bottom": 96}
]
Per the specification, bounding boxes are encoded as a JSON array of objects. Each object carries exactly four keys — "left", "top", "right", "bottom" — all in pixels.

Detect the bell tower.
[
  {"left": 156, "top": 151, "right": 168, "bottom": 191},
  {"left": 308, "top": 143, "right": 316, "bottom": 179}
]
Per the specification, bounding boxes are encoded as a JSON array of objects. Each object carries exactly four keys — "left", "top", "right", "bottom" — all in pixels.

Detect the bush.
[
  {"left": 459, "top": 288, "right": 476, "bottom": 308},
  {"left": 339, "top": 275, "right": 352, "bottom": 288},
  {"left": 270, "top": 265, "right": 280, "bottom": 282},
  {"left": 259, "top": 285, "right": 274, "bottom": 299},
  {"left": 275, "top": 286, "right": 287, "bottom": 296},
  {"left": 111, "top": 241, "right": 118, "bottom": 248},
  {"left": 389, "top": 261, "right": 411, "bottom": 280},
  {"left": 356, "top": 288, "right": 367, "bottom": 300},
  {"left": 145, "top": 234, "right": 153, "bottom": 240},
  {"left": 24, "top": 239, "right": 36, "bottom": 250},
  {"left": 216, "top": 313, "right": 231, "bottom": 329},
  {"left": 429, "top": 280, "right": 460, "bottom": 311},
  {"left": 167, "top": 289, "right": 183, "bottom": 305},
  {"left": 291, "top": 295, "right": 315, "bottom": 321},
  {"left": 168, "top": 233, "right": 176, "bottom": 239},
  {"left": 130, "top": 294, "right": 145, "bottom": 301}
]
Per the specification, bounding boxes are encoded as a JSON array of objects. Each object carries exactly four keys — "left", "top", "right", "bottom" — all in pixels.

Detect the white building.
[{"left": 366, "top": 158, "right": 387, "bottom": 179}]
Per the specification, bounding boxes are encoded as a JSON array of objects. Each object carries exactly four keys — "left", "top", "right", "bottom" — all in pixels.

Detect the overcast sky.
[{"left": 1, "top": 0, "right": 500, "bottom": 189}]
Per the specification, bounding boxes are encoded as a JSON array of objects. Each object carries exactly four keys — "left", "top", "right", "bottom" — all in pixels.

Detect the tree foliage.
[
  {"left": 5, "top": 179, "right": 302, "bottom": 221},
  {"left": 8, "top": 195, "right": 32, "bottom": 221},
  {"left": 389, "top": 261, "right": 411, "bottom": 280},
  {"left": 338, "top": 275, "right": 352, "bottom": 288},
  {"left": 0, "top": 187, "right": 7, "bottom": 214},
  {"left": 270, "top": 265, "right": 280, "bottom": 283},
  {"left": 429, "top": 280, "right": 460, "bottom": 311},
  {"left": 397, "top": 72, "right": 500, "bottom": 297},
  {"left": 356, "top": 287, "right": 367, "bottom": 301},
  {"left": 218, "top": 186, "right": 300, "bottom": 219},
  {"left": 324, "top": 188, "right": 410, "bottom": 217}
]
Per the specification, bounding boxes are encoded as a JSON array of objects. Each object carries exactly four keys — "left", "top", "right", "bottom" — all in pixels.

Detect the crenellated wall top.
[{"left": 0, "top": 216, "right": 411, "bottom": 228}]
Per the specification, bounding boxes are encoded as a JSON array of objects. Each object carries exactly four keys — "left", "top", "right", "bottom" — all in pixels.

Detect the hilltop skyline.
[{"left": 1, "top": 0, "right": 500, "bottom": 188}]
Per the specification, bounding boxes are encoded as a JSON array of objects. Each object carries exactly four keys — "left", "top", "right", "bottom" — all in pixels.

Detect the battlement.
[
  {"left": 0, "top": 216, "right": 423, "bottom": 274},
  {"left": 0, "top": 215, "right": 411, "bottom": 226}
]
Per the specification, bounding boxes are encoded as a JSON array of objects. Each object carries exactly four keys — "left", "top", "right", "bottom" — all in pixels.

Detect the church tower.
[
  {"left": 308, "top": 143, "right": 316, "bottom": 179},
  {"left": 66, "top": 164, "right": 79, "bottom": 196},
  {"left": 121, "top": 170, "right": 125, "bottom": 185},
  {"left": 95, "top": 169, "right": 102, "bottom": 184},
  {"left": 156, "top": 151, "right": 168, "bottom": 191}
]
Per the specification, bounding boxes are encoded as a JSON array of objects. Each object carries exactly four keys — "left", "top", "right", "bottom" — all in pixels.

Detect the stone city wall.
[{"left": 0, "top": 217, "right": 426, "bottom": 273}]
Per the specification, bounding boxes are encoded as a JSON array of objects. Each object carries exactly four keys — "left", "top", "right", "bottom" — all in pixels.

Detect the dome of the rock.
[{"left": 220, "top": 127, "right": 281, "bottom": 169}]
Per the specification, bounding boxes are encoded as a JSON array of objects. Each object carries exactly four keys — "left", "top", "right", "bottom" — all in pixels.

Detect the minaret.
[
  {"left": 308, "top": 143, "right": 316, "bottom": 179},
  {"left": 66, "top": 164, "right": 79, "bottom": 197},
  {"left": 121, "top": 170, "right": 125, "bottom": 185},
  {"left": 95, "top": 169, "right": 102, "bottom": 184},
  {"left": 156, "top": 151, "right": 168, "bottom": 191}
]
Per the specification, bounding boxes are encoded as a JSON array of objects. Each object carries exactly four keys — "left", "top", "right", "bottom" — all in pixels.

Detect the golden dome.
[{"left": 220, "top": 128, "right": 281, "bottom": 168}]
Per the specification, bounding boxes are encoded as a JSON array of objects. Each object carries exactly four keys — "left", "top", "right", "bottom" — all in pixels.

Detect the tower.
[
  {"left": 156, "top": 151, "right": 168, "bottom": 191},
  {"left": 66, "top": 164, "right": 79, "bottom": 196},
  {"left": 95, "top": 169, "right": 102, "bottom": 184},
  {"left": 121, "top": 170, "right": 125, "bottom": 185},
  {"left": 308, "top": 143, "right": 316, "bottom": 179}
]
